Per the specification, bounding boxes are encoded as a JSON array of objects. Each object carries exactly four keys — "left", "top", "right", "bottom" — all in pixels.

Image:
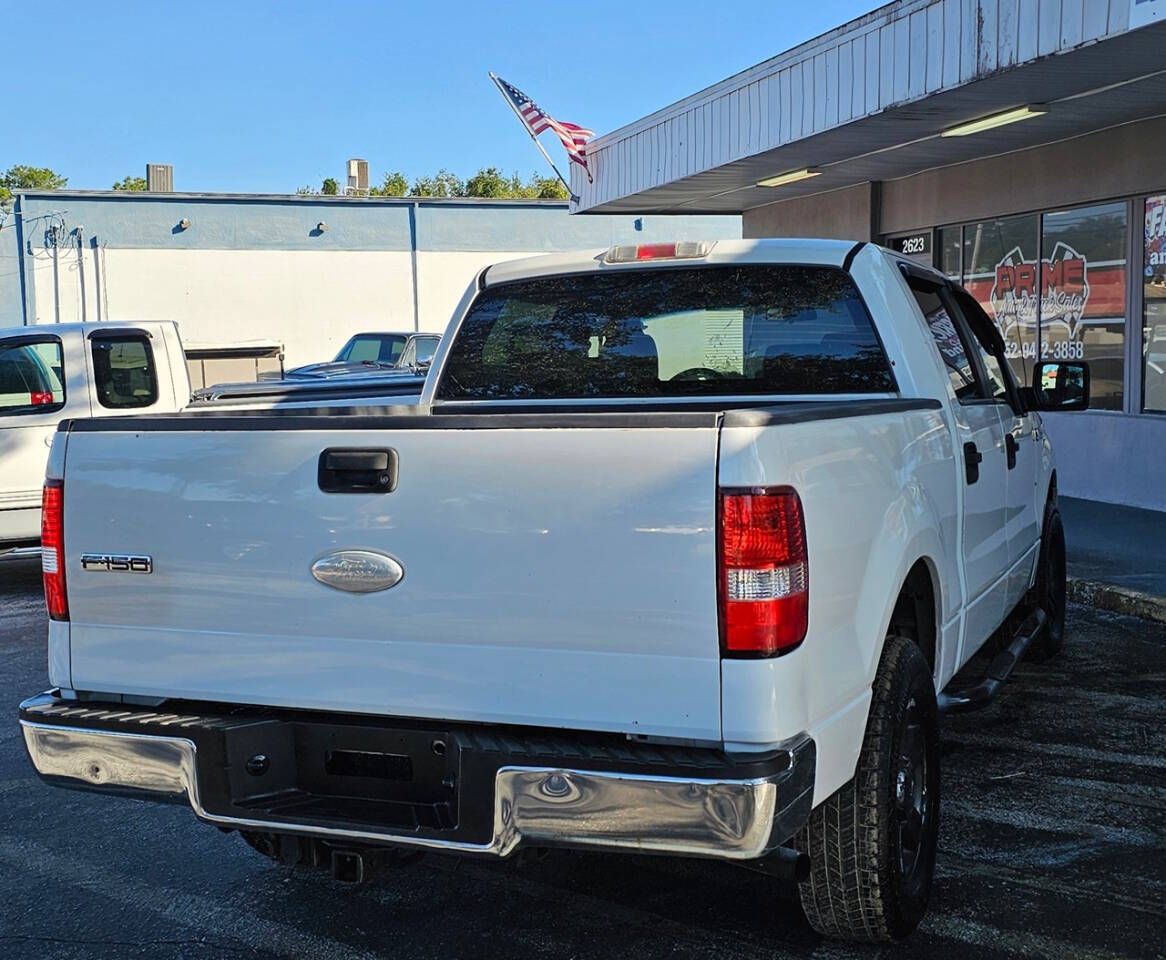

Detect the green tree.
[
  {"left": 522, "top": 172, "right": 569, "bottom": 200},
  {"left": 112, "top": 175, "right": 147, "bottom": 191},
  {"left": 321, "top": 177, "right": 339, "bottom": 196},
  {"left": 369, "top": 171, "right": 408, "bottom": 197},
  {"left": 464, "top": 166, "right": 512, "bottom": 198},
  {"left": 0, "top": 164, "right": 68, "bottom": 204},
  {"left": 409, "top": 169, "right": 464, "bottom": 198}
]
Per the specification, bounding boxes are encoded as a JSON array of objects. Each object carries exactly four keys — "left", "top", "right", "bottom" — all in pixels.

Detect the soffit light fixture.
[
  {"left": 756, "top": 167, "right": 821, "bottom": 188},
  {"left": 941, "top": 104, "right": 1048, "bottom": 137}
]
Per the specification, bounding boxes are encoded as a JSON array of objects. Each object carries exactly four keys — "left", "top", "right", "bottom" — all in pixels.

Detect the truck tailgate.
[{"left": 62, "top": 421, "right": 723, "bottom": 740}]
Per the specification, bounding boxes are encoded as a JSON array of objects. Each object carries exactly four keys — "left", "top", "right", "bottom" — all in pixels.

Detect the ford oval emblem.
[{"left": 311, "top": 550, "right": 404, "bottom": 593}]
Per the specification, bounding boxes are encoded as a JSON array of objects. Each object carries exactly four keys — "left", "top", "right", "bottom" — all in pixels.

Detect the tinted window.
[
  {"left": 952, "top": 288, "right": 1011, "bottom": 402},
  {"left": 438, "top": 266, "right": 895, "bottom": 400},
  {"left": 1146, "top": 194, "right": 1166, "bottom": 413},
  {"left": 1040, "top": 201, "right": 1127, "bottom": 410},
  {"left": 92, "top": 334, "right": 158, "bottom": 409},
  {"left": 911, "top": 285, "right": 980, "bottom": 402},
  {"left": 962, "top": 214, "right": 1040, "bottom": 384},
  {"left": 939, "top": 226, "right": 961, "bottom": 281},
  {"left": 337, "top": 335, "right": 407, "bottom": 364},
  {"left": 0, "top": 340, "right": 65, "bottom": 414}
]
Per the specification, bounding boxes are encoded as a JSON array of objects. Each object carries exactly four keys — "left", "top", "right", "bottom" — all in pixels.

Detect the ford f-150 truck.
[{"left": 18, "top": 239, "right": 1089, "bottom": 942}]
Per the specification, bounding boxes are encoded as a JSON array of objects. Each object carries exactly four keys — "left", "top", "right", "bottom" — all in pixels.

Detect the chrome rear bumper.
[{"left": 20, "top": 693, "right": 814, "bottom": 861}]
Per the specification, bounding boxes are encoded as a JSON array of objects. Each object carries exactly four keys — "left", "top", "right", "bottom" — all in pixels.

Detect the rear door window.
[
  {"left": 911, "top": 284, "right": 982, "bottom": 403},
  {"left": 951, "top": 287, "right": 1015, "bottom": 402},
  {"left": 438, "top": 265, "right": 896, "bottom": 400},
  {"left": 92, "top": 333, "right": 158, "bottom": 409},
  {"left": 0, "top": 339, "right": 66, "bottom": 415}
]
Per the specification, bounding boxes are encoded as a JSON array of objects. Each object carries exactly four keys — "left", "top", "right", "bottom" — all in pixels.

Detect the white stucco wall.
[
  {"left": 414, "top": 250, "right": 545, "bottom": 334},
  {"left": 14, "top": 194, "right": 742, "bottom": 369},
  {"left": 27, "top": 247, "right": 592, "bottom": 365},
  {"left": 30, "top": 248, "right": 418, "bottom": 367}
]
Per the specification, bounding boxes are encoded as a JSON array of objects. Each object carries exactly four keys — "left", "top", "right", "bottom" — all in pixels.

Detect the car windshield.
[
  {"left": 437, "top": 265, "right": 896, "bottom": 400},
  {"left": 335, "top": 334, "right": 408, "bottom": 365}
]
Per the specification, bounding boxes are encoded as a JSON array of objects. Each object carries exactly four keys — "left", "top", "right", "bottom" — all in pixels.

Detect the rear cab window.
[
  {"left": 0, "top": 338, "right": 66, "bottom": 415},
  {"left": 91, "top": 332, "right": 158, "bottom": 409},
  {"left": 437, "top": 265, "right": 897, "bottom": 400}
]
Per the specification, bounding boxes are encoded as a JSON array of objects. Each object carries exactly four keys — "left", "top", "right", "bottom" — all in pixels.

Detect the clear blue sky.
[{"left": 5, "top": 0, "right": 882, "bottom": 194}]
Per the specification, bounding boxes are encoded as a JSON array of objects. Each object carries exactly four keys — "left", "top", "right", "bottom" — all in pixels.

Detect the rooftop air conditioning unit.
[
  {"left": 346, "top": 159, "right": 369, "bottom": 196},
  {"left": 146, "top": 163, "right": 174, "bottom": 192}
]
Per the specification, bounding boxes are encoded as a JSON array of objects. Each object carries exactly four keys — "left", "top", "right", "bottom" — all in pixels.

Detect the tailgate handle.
[{"left": 319, "top": 448, "right": 398, "bottom": 493}]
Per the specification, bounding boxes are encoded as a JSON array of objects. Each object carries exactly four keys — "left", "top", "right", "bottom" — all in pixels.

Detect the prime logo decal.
[
  {"left": 80, "top": 554, "right": 153, "bottom": 574},
  {"left": 989, "top": 242, "right": 1090, "bottom": 344}
]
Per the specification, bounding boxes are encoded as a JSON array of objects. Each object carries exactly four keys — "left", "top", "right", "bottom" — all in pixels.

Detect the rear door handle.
[
  {"left": 318, "top": 448, "right": 398, "bottom": 493},
  {"left": 1005, "top": 433, "right": 1018, "bottom": 470},
  {"left": 963, "top": 442, "right": 982, "bottom": 485}
]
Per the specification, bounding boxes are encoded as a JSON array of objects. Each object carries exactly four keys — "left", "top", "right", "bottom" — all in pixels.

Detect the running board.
[{"left": 937, "top": 609, "right": 1047, "bottom": 714}]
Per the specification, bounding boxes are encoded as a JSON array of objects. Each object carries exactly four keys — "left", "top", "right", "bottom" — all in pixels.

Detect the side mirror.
[
  {"left": 414, "top": 358, "right": 432, "bottom": 372},
  {"left": 1029, "top": 361, "right": 1090, "bottom": 412}
]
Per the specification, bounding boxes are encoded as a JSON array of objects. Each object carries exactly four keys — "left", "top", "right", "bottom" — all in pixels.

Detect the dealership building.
[{"left": 571, "top": 0, "right": 1166, "bottom": 510}]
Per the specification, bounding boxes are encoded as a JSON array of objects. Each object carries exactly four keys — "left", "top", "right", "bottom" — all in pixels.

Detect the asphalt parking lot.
[{"left": 2, "top": 553, "right": 1164, "bottom": 959}]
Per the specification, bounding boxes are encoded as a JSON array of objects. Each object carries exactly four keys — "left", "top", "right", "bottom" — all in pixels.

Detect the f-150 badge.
[
  {"left": 311, "top": 550, "right": 404, "bottom": 593},
  {"left": 80, "top": 554, "right": 152, "bottom": 574}
]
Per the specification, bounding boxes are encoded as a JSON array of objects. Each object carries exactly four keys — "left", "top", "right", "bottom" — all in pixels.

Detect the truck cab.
[{"left": 0, "top": 320, "right": 189, "bottom": 551}]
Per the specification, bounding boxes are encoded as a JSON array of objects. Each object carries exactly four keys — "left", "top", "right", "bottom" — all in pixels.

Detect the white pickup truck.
[
  {"left": 0, "top": 320, "right": 190, "bottom": 551},
  {"left": 0, "top": 321, "right": 425, "bottom": 552},
  {"left": 18, "top": 239, "right": 1089, "bottom": 942}
]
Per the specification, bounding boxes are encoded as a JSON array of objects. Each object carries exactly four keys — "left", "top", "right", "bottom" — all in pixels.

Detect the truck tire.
[
  {"left": 1026, "top": 501, "right": 1066, "bottom": 662},
  {"left": 794, "top": 636, "right": 940, "bottom": 942}
]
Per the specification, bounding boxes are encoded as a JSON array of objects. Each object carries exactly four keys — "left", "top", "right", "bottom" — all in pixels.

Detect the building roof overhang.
[{"left": 570, "top": 0, "right": 1166, "bottom": 214}]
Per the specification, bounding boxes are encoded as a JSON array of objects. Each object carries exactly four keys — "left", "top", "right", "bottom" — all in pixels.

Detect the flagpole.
[{"left": 489, "top": 72, "right": 580, "bottom": 204}]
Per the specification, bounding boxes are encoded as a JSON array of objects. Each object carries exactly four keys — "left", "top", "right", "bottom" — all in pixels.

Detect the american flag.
[{"left": 494, "top": 76, "right": 594, "bottom": 180}]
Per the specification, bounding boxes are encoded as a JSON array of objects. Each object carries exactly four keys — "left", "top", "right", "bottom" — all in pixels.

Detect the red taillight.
[
  {"left": 633, "top": 242, "right": 678, "bottom": 260},
  {"left": 718, "top": 487, "right": 807, "bottom": 656},
  {"left": 603, "top": 241, "right": 712, "bottom": 263},
  {"left": 30, "top": 391, "right": 54, "bottom": 406},
  {"left": 41, "top": 480, "right": 68, "bottom": 621}
]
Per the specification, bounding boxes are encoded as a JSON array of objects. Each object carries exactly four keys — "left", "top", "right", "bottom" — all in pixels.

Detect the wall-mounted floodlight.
[
  {"left": 756, "top": 167, "right": 821, "bottom": 188},
  {"left": 941, "top": 104, "right": 1047, "bottom": 137},
  {"left": 316, "top": 221, "right": 328, "bottom": 233},
  {"left": 178, "top": 218, "right": 192, "bottom": 230}
]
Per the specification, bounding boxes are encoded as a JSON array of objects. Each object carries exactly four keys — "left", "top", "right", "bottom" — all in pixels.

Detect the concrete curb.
[{"left": 1068, "top": 578, "right": 1166, "bottom": 624}]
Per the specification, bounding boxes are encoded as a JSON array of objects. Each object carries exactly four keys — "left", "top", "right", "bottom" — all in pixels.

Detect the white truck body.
[{"left": 20, "top": 239, "right": 1083, "bottom": 942}]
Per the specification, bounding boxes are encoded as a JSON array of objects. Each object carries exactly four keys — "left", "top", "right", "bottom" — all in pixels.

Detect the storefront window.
[
  {"left": 962, "top": 214, "right": 1039, "bottom": 384},
  {"left": 1041, "top": 202, "right": 1126, "bottom": 410},
  {"left": 1145, "top": 195, "right": 1166, "bottom": 413},
  {"left": 939, "top": 227, "right": 961, "bottom": 281}
]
